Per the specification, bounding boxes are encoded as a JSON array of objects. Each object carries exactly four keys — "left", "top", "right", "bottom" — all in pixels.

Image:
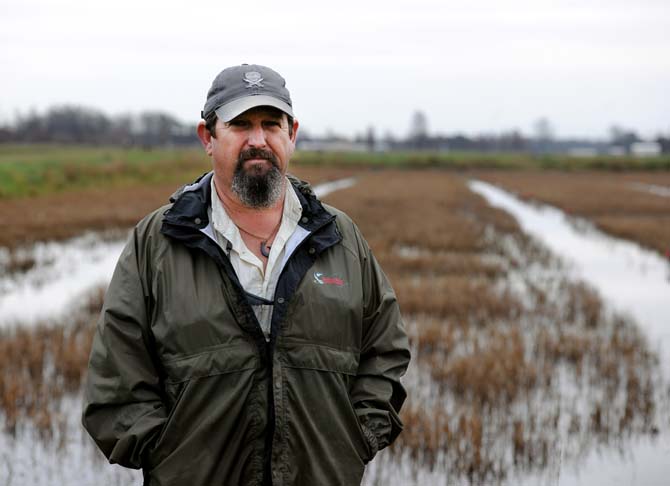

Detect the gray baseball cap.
[{"left": 202, "top": 64, "right": 294, "bottom": 122}]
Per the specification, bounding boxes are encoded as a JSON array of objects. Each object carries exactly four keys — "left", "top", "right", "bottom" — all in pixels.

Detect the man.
[{"left": 82, "top": 64, "right": 410, "bottom": 486}]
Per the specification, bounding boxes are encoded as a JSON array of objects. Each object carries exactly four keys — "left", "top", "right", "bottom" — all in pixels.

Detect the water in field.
[
  {"left": 0, "top": 232, "right": 126, "bottom": 327},
  {"left": 469, "top": 180, "right": 670, "bottom": 370},
  {"left": 470, "top": 179, "right": 670, "bottom": 486},
  {"left": 0, "top": 395, "right": 137, "bottom": 486},
  {"left": 631, "top": 182, "right": 670, "bottom": 198}
]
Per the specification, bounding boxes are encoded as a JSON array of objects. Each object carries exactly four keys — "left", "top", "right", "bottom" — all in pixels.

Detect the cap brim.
[{"left": 214, "top": 95, "right": 294, "bottom": 122}]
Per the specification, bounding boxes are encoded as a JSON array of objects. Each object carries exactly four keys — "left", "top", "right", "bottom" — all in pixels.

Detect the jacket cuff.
[
  {"left": 356, "top": 407, "right": 393, "bottom": 449},
  {"left": 360, "top": 422, "right": 379, "bottom": 463}
]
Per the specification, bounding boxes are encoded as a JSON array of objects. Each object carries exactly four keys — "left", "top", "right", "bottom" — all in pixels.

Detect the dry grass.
[
  {"left": 429, "top": 326, "right": 540, "bottom": 407},
  {"left": 325, "top": 170, "right": 515, "bottom": 254},
  {"left": 473, "top": 170, "right": 670, "bottom": 256},
  {"left": 382, "top": 250, "right": 503, "bottom": 279},
  {"left": 3, "top": 250, "right": 37, "bottom": 274},
  {"left": 393, "top": 276, "right": 521, "bottom": 324}
]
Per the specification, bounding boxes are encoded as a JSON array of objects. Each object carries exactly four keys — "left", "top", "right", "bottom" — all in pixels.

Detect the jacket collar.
[{"left": 162, "top": 171, "right": 337, "bottom": 236}]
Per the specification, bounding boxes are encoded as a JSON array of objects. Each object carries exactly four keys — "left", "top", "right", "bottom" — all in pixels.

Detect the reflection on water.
[
  {"left": 313, "top": 177, "right": 357, "bottom": 196},
  {"left": 467, "top": 180, "right": 670, "bottom": 486},
  {"left": 366, "top": 227, "right": 666, "bottom": 485},
  {"left": 0, "top": 394, "right": 137, "bottom": 486},
  {"left": 0, "top": 287, "right": 143, "bottom": 485},
  {"left": 0, "top": 232, "right": 126, "bottom": 327}
]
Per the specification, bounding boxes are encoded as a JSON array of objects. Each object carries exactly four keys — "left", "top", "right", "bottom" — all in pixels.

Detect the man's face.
[{"left": 199, "top": 106, "right": 299, "bottom": 208}]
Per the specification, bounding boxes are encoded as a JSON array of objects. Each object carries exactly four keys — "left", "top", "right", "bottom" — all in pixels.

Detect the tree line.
[
  {"left": 0, "top": 105, "right": 197, "bottom": 147},
  {"left": 2, "top": 105, "right": 668, "bottom": 155}
]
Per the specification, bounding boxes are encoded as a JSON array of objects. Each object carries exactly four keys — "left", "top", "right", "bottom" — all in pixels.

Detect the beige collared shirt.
[{"left": 210, "top": 177, "right": 302, "bottom": 340}]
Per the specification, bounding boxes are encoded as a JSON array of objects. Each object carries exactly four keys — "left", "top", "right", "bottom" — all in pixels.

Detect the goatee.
[{"left": 231, "top": 148, "right": 284, "bottom": 208}]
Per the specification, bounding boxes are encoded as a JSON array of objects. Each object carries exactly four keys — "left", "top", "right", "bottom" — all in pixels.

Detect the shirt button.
[
  {"left": 308, "top": 248, "right": 316, "bottom": 255},
  {"left": 301, "top": 217, "right": 309, "bottom": 224},
  {"left": 277, "top": 297, "right": 285, "bottom": 304},
  {"left": 194, "top": 217, "right": 202, "bottom": 225}
]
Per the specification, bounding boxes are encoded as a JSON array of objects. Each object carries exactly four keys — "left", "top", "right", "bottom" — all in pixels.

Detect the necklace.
[
  {"left": 219, "top": 197, "right": 283, "bottom": 258},
  {"left": 234, "top": 217, "right": 283, "bottom": 258}
]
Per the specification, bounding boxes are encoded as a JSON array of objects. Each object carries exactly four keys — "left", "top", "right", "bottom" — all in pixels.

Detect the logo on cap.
[{"left": 243, "top": 71, "right": 264, "bottom": 88}]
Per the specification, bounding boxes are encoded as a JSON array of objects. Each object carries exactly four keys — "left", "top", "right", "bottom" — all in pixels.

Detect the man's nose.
[{"left": 247, "top": 124, "right": 267, "bottom": 147}]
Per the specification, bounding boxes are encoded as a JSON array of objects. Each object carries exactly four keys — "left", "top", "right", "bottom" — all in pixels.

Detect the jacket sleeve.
[
  {"left": 81, "top": 226, "right": 167, "bottom": 469},
  {"left": 349, "top": 231, "right": 411, "bottom": 458}
]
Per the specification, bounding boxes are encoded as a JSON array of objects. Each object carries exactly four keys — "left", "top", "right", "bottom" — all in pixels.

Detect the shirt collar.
[{"left": 210, "top": 176, "right": 302, "bottom": 252}]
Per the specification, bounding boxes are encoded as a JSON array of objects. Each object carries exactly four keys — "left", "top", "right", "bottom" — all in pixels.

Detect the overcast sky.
[{"left": 1, "top": 0, "right": 668, "bottom": 139}]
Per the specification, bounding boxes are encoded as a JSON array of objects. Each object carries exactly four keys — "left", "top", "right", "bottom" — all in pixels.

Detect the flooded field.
[
  {"left": 1, "top": 168, "right": 669, "bottom": 485},
  {"left": 473, "top": 170, "right": 670, "bottom": 256},
  {"left": 326, "top": 171, "right": 669, "bottom": 486},
  {"left": 469, "top": 180, "right": 670, "bottom": 369},
  {"left": 469, "top": 180, "right": 670, "bottom": 486}
]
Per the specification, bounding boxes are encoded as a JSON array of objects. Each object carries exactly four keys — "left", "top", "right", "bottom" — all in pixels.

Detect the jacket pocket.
[
  {"left": 147, "top": 379, "right": 190, "bottom": 470},
  {"left": 162, "top": 341, "right": 258, "bottom": 383},
  {"left": 282, "top": 342, "right": 371, "bottom": 471},
  {"left": 148, "top": 342, "right": 259, "bottom": 471}
]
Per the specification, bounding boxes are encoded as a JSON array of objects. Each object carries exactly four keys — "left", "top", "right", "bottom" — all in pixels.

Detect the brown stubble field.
[
  {"left": 473, "top": 170, "right": 670, "bottom": 256},
  {"left": 1, "top": 167, "right": 666, "bottom": 484}
]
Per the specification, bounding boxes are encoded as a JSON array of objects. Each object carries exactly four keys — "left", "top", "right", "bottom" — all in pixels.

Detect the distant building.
[
  {"left": 631, "top": 141, "right": 662, "bottom": 157},
  {"left": 607, "top": 146, "right": 627, "bottom": 156}
]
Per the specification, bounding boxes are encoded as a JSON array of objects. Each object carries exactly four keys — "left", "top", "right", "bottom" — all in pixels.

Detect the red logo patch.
[{"left": 314, "top": 272, "right": 345, "bottom": 286}]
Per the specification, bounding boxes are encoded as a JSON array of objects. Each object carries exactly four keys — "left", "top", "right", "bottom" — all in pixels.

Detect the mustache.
[{"left": 237, "top": 148, "right": 279, "bottom": 167}]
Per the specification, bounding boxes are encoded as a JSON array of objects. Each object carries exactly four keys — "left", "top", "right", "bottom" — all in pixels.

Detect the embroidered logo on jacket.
[{"left": 313, "top": 272, "right": 345, "bottom": 286}]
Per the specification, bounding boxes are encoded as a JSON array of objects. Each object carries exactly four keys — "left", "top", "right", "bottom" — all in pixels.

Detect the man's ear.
[
  {"left": 290, "top": 118, "right": 299, "bottom": 144},
  {"left": 196, "top": 120, "right": 213, "bottom": 155}
]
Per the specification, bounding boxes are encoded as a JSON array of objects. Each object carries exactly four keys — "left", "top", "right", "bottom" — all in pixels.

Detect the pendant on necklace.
[{"left": 260, "top": 241, "right": 271, "bottom": 258}]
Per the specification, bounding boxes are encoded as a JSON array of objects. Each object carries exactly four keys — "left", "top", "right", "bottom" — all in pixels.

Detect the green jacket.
[{"left": 82, "top": 173, "right": 410, "bottom": 486}]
